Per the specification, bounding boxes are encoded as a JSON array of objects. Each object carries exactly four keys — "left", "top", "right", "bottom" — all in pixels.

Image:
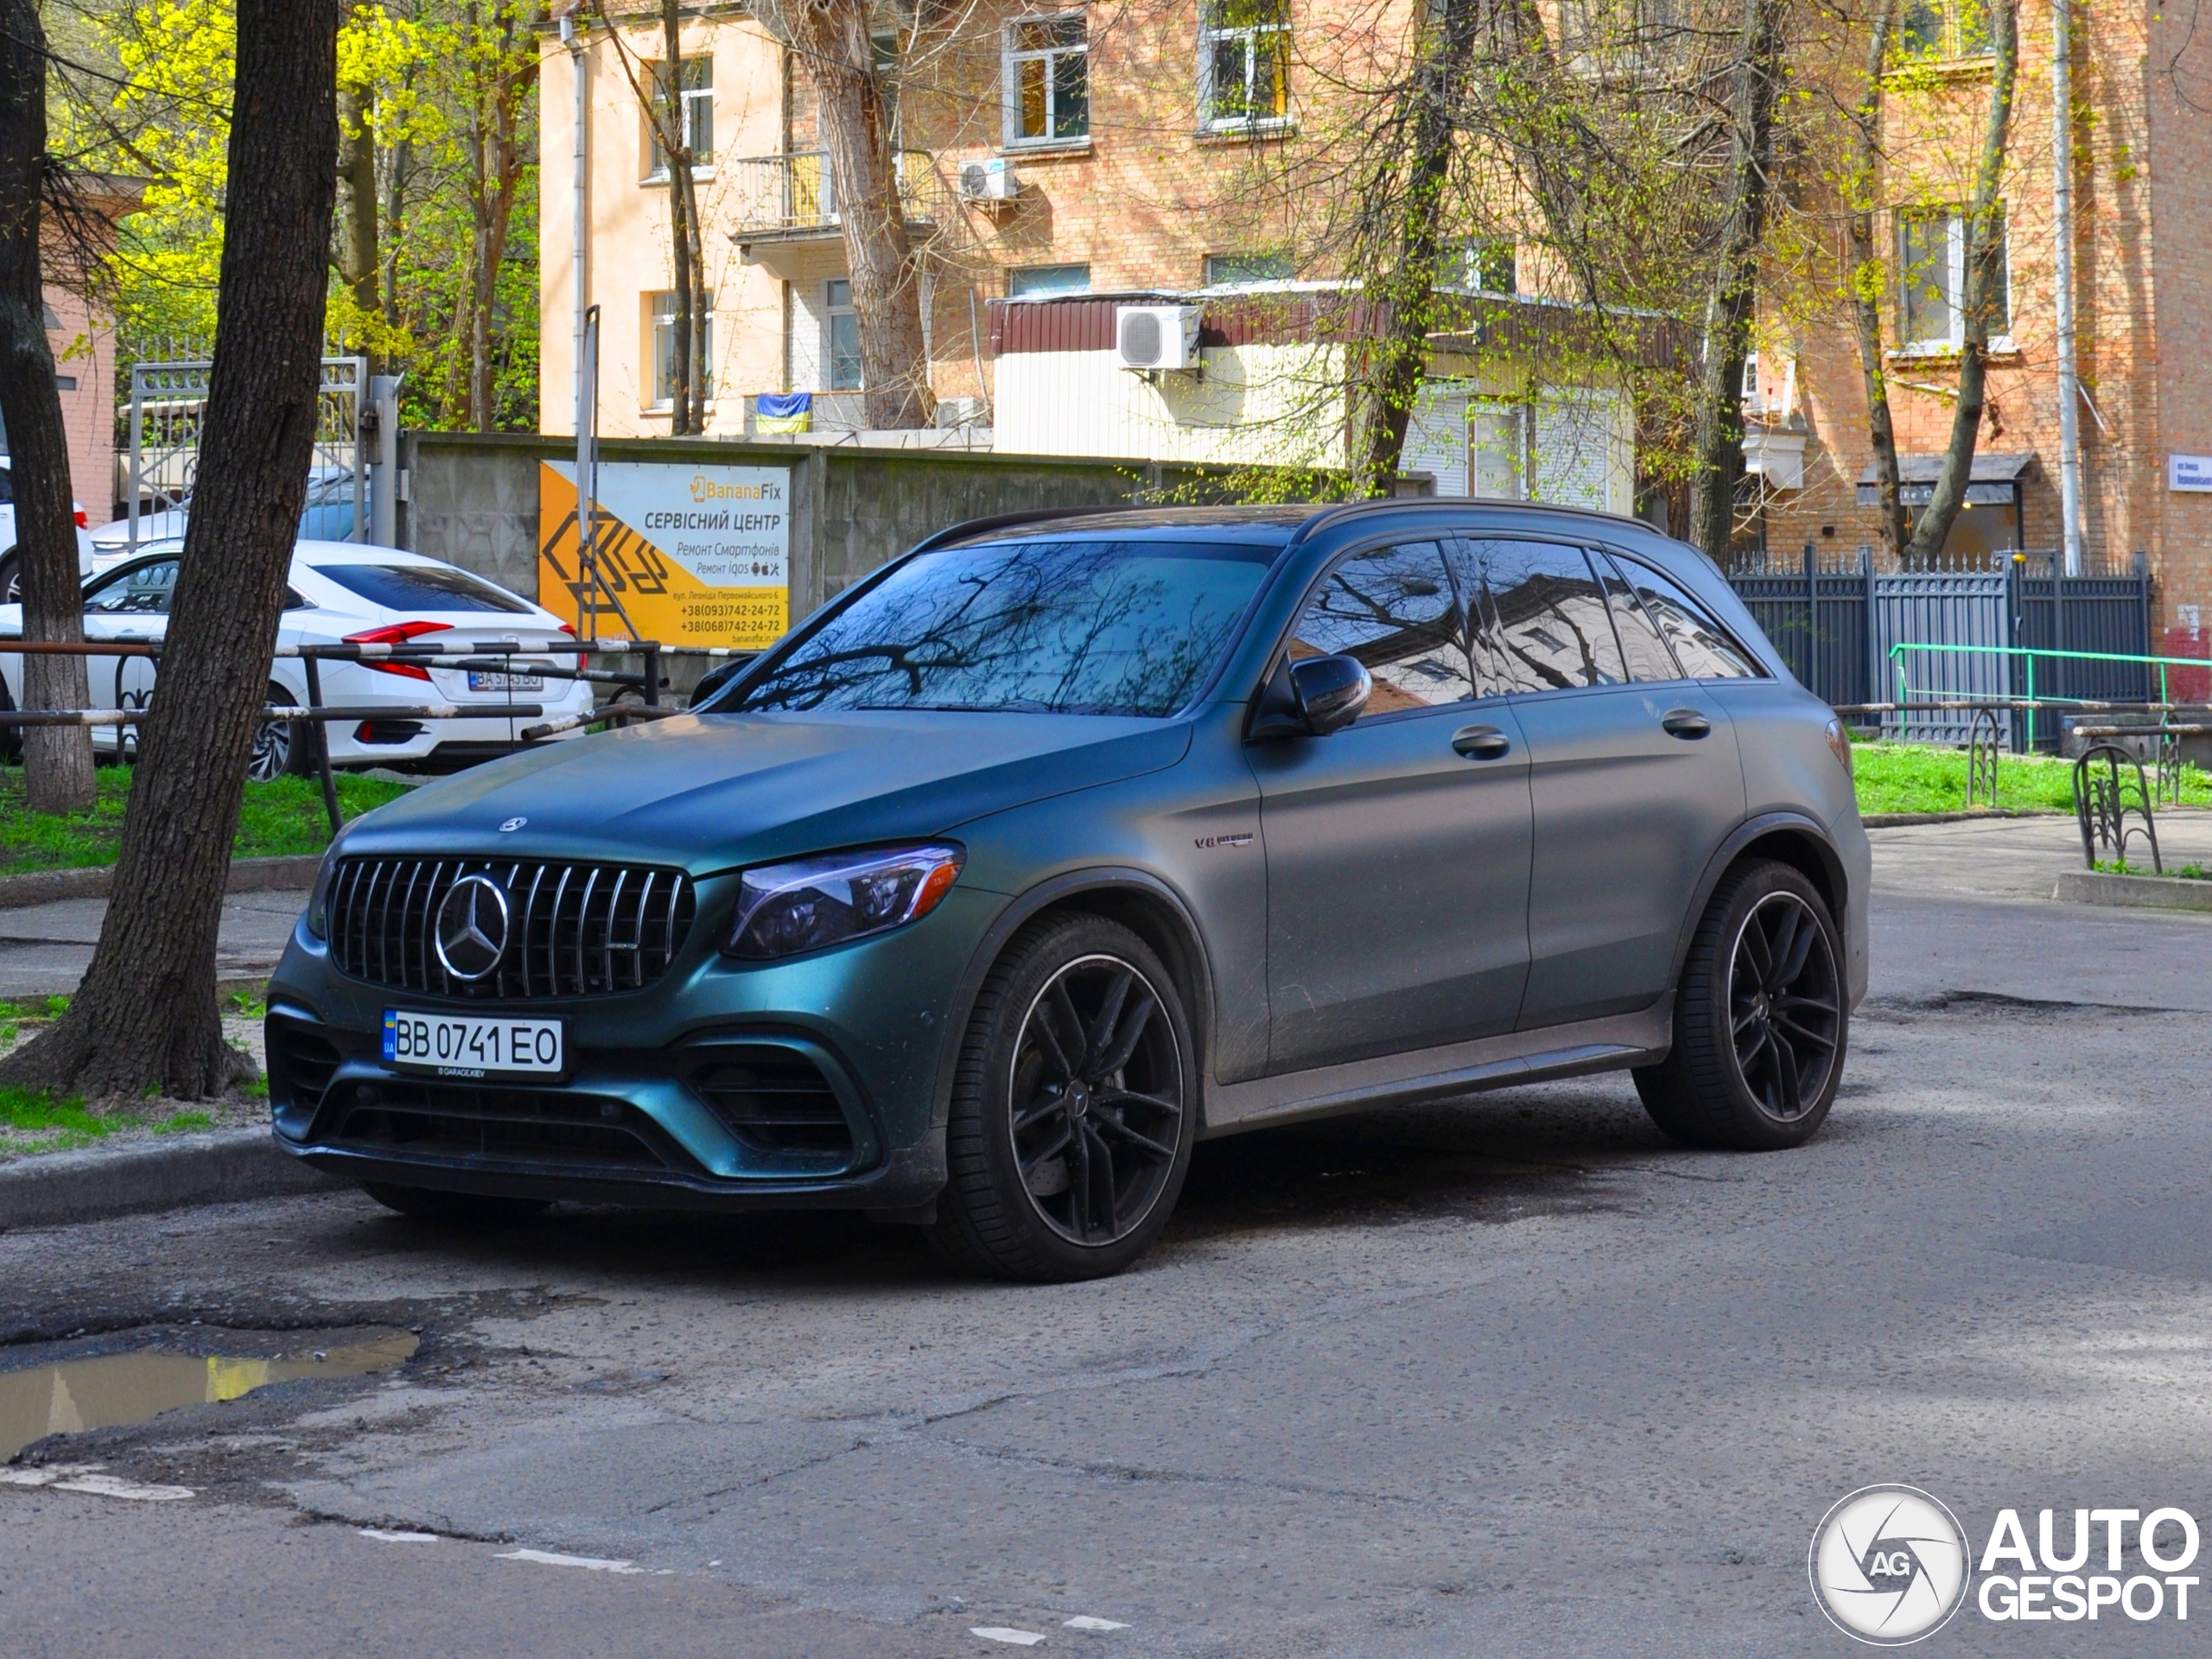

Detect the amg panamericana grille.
[{"left": 327, "top": 856, "right": 695, "bottom": 1000}]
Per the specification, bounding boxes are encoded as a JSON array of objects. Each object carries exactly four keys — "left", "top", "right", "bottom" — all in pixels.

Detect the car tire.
[
  {"left": 0, "top": 552, "right": 17, "bottom": 605},
  {"left": 0, "top": 667, "right": 18, "bottom": 764},
  {"left": 247, "top": 682, "right": 310, "bottom": 781},
  {"left": 359, "top": 1181, "right": 551, "bottom": 1225},
  {"left": 931, "top": 914, "right": 1198, "bottom": 1282},
  {"left": 1635, "top": 860, "right": 1847, "bottom": 1152}
]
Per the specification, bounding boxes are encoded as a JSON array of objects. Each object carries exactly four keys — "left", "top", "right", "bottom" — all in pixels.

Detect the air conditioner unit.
[
  {"left": 958, "top": 159, "right": 1018, "bottom": 201},
  {"left": 1116, "top": 305, "right": 1202, "bottom": 372}
]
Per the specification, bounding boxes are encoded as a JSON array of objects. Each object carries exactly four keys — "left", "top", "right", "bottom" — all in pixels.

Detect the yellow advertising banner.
[{"left": 537, "top": 460, "right": 793, "bottom": 648}]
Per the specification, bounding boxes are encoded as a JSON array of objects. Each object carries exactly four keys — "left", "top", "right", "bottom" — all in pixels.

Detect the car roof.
[{"left": 933, "top": 497, "right": 1669, "bottom": 553}]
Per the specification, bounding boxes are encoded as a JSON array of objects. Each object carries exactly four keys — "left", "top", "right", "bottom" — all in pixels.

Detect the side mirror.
[
  {"left": 1288, "top": 654, "right": 1370, "bottom": 736},
  {"left": 689, "top": 654, "right": 756, "bottom": 709}
]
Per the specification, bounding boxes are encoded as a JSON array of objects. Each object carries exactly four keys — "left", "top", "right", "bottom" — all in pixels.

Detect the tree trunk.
[
  {"left": 467, "top": 7, "right": 528, "bottom": 433},
  {"left": 784, "top": 0, "right": 931, "bottom": 429},
  {"left": 1687, "top": 0, "right": 1787, "bottom": 563},
  {"left": 658, "top": 0, "right": 696, "bottom": 434},
  {"left": 1847, "top": 0, "right": 1907, "bottom": 563},
  {"left": 0, "top": 0, "right": 340, "bottom": 1100},
  {"left": 335, "top": 78, "right": 378, "bottom": 370},
  {"left": 1901, "top": 0, "right": 2018, "bottom": 565},
  {"left": 0, "top": 0, "right": 93, "bottom": 815},
  {"left": 1350, "top": 0, "right": 1483, "bottom": 497}
]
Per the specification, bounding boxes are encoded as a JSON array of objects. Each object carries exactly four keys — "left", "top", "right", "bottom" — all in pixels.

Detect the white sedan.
[{"left": 0, "top": 542, "right": 599, "bottom": 780}]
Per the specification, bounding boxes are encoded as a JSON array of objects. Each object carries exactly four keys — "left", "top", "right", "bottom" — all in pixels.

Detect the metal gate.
[
  {"left": 124, "top": 356, "right": 369, "bottom": 552},
  {"left": 1727, "top": 546, "right": 2152, "bottom": 748}
]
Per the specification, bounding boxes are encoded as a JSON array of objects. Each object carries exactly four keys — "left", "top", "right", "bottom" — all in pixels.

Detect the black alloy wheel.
[
  {"left": 1635, "top": 860, "right": 1847, "bottom": 1151},
  {"left": 934, "top": 914, "right": 1197, "bottom": 1281},
  {"left": 1726, "top": 890, "right": 1841, "bottom": 1122},
  {"left": 1009, "top": 953, "right": 1185, "bottom": 1247},
  {"left": 246, "top": 684, "right": 307, "bottom": 781}
]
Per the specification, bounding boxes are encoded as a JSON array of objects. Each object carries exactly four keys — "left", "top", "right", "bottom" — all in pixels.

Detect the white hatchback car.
[{"left": 0, "top": 541, "right": 598, "bottom": 780}]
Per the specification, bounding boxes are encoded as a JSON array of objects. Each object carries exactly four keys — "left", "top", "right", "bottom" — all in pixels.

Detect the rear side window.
[
  {"left": 1591, "top": 563, "right": 1680, "bottom": 682},
  {"left": 1605, "top": 555, "right": 1763, "bottom": 679},
  {"left": 1453, "top": 538, "right": 1626, "bottom": 694},
  {"left": 1288, "top": 540, "right": 1475, "bottom": 718},
  {"left": 84, "top": 559, "right": 178, "bottom": 615},
  {"left": 311, "top": 562, "right": 533, "bottom": 614}
]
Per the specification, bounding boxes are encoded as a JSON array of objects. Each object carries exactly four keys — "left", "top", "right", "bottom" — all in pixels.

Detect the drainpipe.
[
  {"left": 563, "top": 15, "right": 588, "bottom": 441},
  {"left": 2052, "top": 0, "right": 2086, "bottom": 576}
]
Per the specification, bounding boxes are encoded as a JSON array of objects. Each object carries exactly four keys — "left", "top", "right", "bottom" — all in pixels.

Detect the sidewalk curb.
[
  {"left": 0, "top": 855, "right": 321, "bottom": 911},
  {"left": 0, "top": 1128, "right": 342, "bottom": 1231},
  {"left": 1861, "top": 809, "right": 2068, "bottom": 828},
  {"left": 2053, "top": 869, "right": 2212, "bottom": 912}
]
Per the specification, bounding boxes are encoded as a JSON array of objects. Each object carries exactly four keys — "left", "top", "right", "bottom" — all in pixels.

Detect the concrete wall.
[{"left": 399, "top": 430, "right": 1224, "bottom": 621}]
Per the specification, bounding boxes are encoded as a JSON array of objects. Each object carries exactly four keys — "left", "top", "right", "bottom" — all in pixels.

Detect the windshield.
[
  {"left": 311, "top": 562, "right": 534, "bottom": 614},
  {"left": 728, "top": 538, "right": 1276, "bottom": 717}
]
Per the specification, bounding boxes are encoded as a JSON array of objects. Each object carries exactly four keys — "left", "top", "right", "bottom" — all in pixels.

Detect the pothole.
[{"left": 1, "top": 1325, "right": 419, "bottom": 1461}]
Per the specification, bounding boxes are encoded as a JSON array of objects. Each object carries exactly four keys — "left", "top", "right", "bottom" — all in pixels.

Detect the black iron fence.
[{"left": 1726, "top": 546, "right": 2155, "bottom": 747}]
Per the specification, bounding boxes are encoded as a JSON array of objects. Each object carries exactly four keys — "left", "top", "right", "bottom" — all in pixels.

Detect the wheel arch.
[
  {"left": 1669, "top": 812, "right": 1849, "bottom": 986},
  {"left": 931, "top": 868, "right": 1220, "bottom": 1142}
]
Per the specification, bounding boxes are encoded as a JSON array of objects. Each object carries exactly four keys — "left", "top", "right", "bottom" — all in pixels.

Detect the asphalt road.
[{"left": 6, "top": 817, "right": 2212, "bottom": 1656}]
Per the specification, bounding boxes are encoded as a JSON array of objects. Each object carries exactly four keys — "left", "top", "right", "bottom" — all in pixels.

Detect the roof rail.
[{"left": 902, "top": 505, "right": 1134, "bottom": 559}]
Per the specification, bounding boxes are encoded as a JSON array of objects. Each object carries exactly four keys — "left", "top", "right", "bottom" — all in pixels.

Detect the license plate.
[
  {"left": 467, "top": 670, "right": 543, "bottom": 692},
  {"left": 383, "top": 1010, "right": 563, "bottom": 1077}
]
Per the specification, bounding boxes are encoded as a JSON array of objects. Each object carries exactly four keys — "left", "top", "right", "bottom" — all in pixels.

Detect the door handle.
[
  {"left": 1661, "top": 709, "right": 1712, "bottom": 740},
  {"left": 1452, "top": 724, "right": 1511, "bottom": 760}
]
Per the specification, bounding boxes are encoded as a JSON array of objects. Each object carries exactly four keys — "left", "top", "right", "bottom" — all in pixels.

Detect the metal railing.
[
  {"left": 725, "top": 149, "right": 944, "bottom": 236},
  {"left": 0, "top": 638, "right": 772, "bottom": 837},
  {"left": 1886, "top": 641, "right": 2212, "bottom": 751}
]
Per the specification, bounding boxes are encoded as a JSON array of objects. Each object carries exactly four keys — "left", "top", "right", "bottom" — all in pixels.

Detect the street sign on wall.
[
  {"left": 2169, "top": 453, "right": 2212, "bottom": 493},
  {"left": 537, "top": 460, "right": 792, "bottom": 647}
]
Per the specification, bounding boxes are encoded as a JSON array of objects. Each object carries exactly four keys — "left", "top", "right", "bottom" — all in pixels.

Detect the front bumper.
[{"left": 263, "top": 885, "right": 1001, "bottom": 1214}]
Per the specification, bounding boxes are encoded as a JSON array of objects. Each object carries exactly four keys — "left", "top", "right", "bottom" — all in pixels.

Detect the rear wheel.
[
  {"left": 932, "top": 915, "right": 1197, "bottom": 1281},
  {"left": 360, "top": 1182, "right": 550, "bottom": 1225},
  {"left": 0, "top": 553, "right": 17, "bottom": 605},
  {"left": 247, "top": 682, "right": 309, "bottom": 781},
  {"left": 1635, "top": 860, "right": 1846, "bottom": 1151}
]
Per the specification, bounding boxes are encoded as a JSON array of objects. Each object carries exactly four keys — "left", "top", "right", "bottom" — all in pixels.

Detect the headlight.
[
  {"left": 305, "top": 842, "right": 343, "bottom": 939},
  {"left": 725, "top": 842, "right": 964, "bottom": 961}
]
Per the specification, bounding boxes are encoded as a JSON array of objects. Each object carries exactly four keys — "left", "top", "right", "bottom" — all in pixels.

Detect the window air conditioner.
[
  {"left": 959, "top": 159, "right": 1019, "bottom": 201},
  {"left": 1115, "top": 305, "right": 1202, "bottom": 372}
]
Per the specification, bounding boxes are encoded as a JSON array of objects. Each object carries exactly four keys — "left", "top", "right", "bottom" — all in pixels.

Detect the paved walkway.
[
  {"left": 0, "top": 887, "right": 305, "bottom": 1001},
  {"left": 1869, "top": 804, "right": 2212, "bottom": 902}
]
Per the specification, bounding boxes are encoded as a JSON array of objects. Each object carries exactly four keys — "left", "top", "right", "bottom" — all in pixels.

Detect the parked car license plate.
[
  {"left": 383, "top": 1010, "right": 563, "bottom": 1076},
  {"left": 467, "top": 670, "right": 544, "bottom": 692}
]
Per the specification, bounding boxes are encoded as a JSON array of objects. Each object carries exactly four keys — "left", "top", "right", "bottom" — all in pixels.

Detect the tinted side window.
[
  {"left": 1288, "top": 540, "right": 1475, "bottom": 718},
  {"left": 1454, "top": 538, "right": 1625, "bottom": 695},
  {"left": 1607, "top": 555, "right": 1764, "bottom": 679},
  {"left": 85, "top": 560, "right": 178, "bottom": 615},
  {"left": 1592, "top": 563, "right": 1681, "bottom": 682}
]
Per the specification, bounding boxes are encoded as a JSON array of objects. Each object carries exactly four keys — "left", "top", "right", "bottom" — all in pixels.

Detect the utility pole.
[{"left": 2051, "top": 0, "right": 2086, "bottom": 575}]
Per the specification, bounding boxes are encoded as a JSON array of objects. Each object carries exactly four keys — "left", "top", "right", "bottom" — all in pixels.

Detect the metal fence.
[{"left": 1726, "top": 546, "right": 2155, "bottom": 747}]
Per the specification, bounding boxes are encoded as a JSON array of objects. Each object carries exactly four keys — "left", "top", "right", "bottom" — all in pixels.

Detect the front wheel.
[
  {"left": 1635, "top": 860, "right": 1847, "bottom": 1151},
  {"left": 932, "top": 915, "right": 1197, "bottom": 1281}
]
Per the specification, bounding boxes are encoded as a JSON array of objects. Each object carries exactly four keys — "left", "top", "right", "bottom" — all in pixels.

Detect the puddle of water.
[{"left": 0, "top": 1326, "right": 418, "bottom": 1461}]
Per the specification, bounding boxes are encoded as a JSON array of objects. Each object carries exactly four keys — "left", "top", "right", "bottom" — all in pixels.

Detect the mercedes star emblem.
[{"left": 435, "top": 874, "right": 511, "bottom": 981}]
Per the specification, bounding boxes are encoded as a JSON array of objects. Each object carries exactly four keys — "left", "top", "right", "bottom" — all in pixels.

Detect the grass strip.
[
  {"left": 0, "top": 766, "right": 410, "bottom": 874},
  {"left": 0, "top": 1084, "right": 213, "bottom": 1154},
  {"left": 1850, "top": 741, "right": 2212, "bottom": 817}
]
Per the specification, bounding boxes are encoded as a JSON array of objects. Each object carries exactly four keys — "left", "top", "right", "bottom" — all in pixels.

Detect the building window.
[
  {"left": 1204, "top": 251, "right": 1293, "bottom": 287},
  {"left": 1898, "top": 0, "right": 1990, "bottom": 59},
  {"left": 826, "top": 279, "right": 862, "bottom": 391},
  {"left": 1437, "top": 239, "right": 1516, "bottom": 295},
  {"left": 645, "top": 57, "right": 713, "bottom": 177},
  {"left": 1199, "top": 0, "right": 1290, "bottom": 132},
  {"left": 650, "top": 289, "right": 714, "bottom": 407},
  {"left": 1740, "top": 349, "right": 1759, "bottom": 404},
  {"left": 1009, "top": 264, "right": 1092, "bottom": 296},
  {"left": 1471, "top": 404, "right": 1527, "bottom": 501},
  {"left": 1897, "top": 207, "right": 2009, "bottom": 349},
  {"left": 1005, "top": 15, "right": 1089, "bottom": 145}
]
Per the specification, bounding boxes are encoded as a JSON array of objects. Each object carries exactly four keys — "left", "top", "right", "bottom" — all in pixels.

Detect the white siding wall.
[{"left": 994, "top": 345, "right": 1348, "bottom": 467}]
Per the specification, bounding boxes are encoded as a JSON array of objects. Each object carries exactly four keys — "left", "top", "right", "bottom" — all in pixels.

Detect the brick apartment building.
[
  {"left": 538, "top": 0, "right": 2212, "bottom": 644},
  {"left": 537, "top": 0, "right": 1642, "bottom": 514},
  {"left": 1750, "top": 0, "right": 2212, "bottom": 663}
]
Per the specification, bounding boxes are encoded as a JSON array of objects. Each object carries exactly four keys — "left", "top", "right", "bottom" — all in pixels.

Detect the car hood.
[{"left": 336, "top": 708, "right": 1192, "bottom": 877}]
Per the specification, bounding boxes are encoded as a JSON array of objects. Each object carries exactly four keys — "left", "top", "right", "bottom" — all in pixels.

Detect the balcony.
[{"left": 728, "top": 149, "right": 944, "bottom": 244}]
